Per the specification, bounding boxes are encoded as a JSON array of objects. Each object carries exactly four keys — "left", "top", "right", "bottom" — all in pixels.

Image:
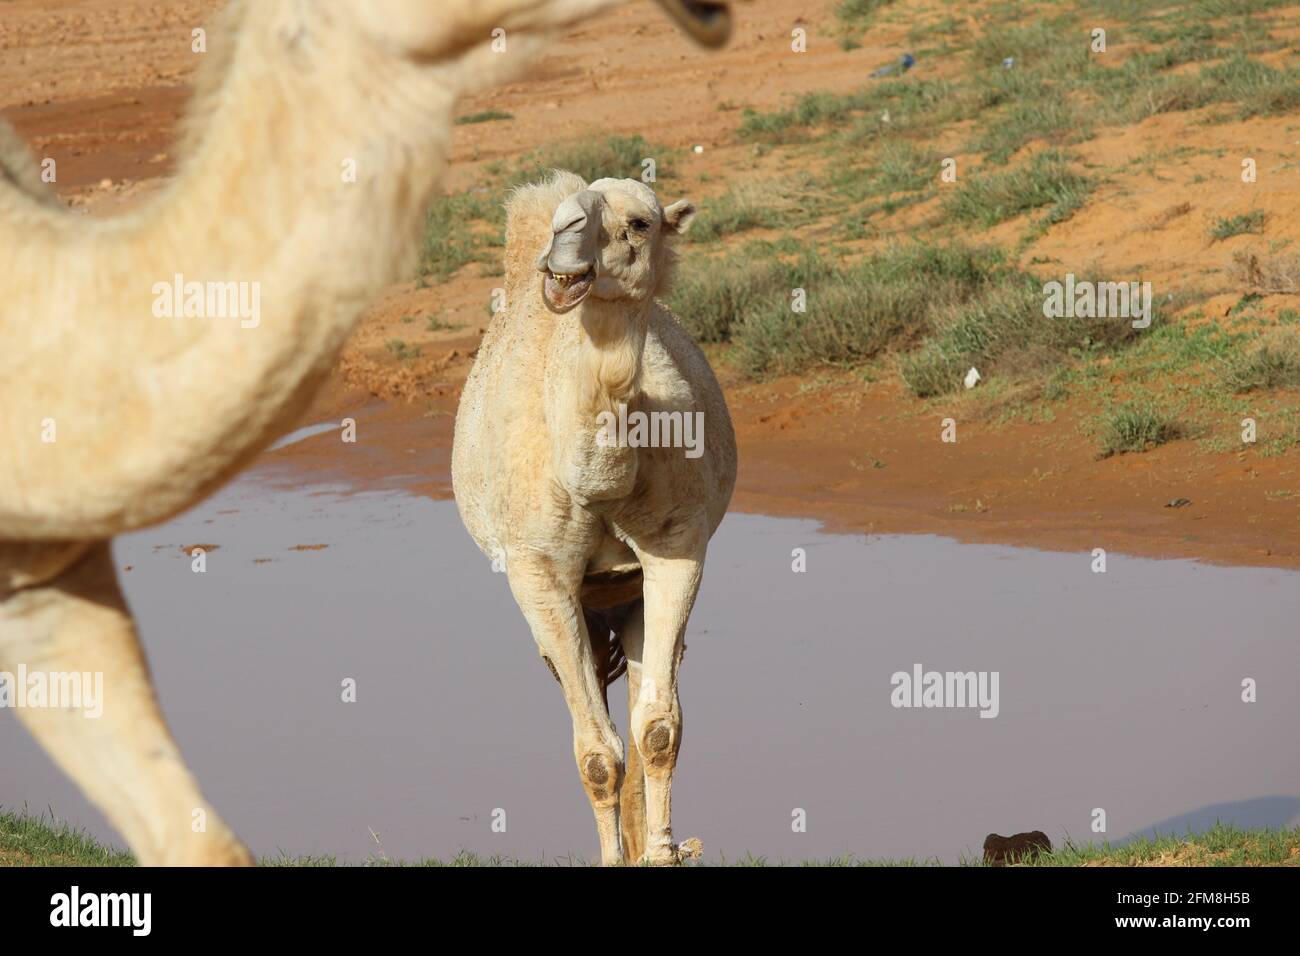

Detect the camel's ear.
[{"left": 663, "top": 200, "right": 697, "bottom": 235}]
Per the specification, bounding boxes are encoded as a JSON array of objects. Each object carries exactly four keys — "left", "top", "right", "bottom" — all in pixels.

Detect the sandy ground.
[{"left": 3, "top": 0, "right": 1298, "bottom": 567}]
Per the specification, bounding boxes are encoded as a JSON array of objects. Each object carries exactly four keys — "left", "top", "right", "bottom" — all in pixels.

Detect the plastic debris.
[
  {"left": 964, "top": 367, "right": 982, "bottom": 389},
  {"left": 869, "top": 52, "right": 916, "bottom": 78}
]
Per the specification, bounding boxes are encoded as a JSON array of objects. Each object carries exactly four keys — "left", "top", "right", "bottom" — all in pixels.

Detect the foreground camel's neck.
[{"left": 0, "top": 6, "right": 512, "bottom": 539}]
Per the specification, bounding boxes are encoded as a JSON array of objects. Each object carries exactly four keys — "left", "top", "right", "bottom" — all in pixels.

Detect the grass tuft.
[
  {"left": 1222, "top": 335, "right": 1300, "bottom": 393},
  {"left": 1098, "top": 402, "right": 1182, "bottom": 457},
  {"left": 944, "top": 151, "right": 1090, "bottom": 228},
  {"left": 0, "top": 809, "right": 135, "bottom": 867},
  {"left": 835, "top": 0, "right": 896, "bottom": 25},
  {"left": 1209, "top": 210, "right": 1265, "bottom": 242},
  {"left": 455, "top": 110, "right": 513, "bottom": 125},
  {"left": 688, "top": 176, "right": 819, "bottom": 243}
]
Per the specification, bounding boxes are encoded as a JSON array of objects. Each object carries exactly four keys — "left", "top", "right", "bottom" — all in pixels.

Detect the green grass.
[
  {"left": 688, "top": 176, "right": 819, "bottom": 243},
  {"left": 0, "top": 809, "right": 134, "bottom": 867},
  {"left": 673, "top": 237, "right": 1163, "bottom": 385},
  {"left": 835, "top": 0, "right": 896, "bottom": 26},
  {"left": 1098, "top": 401, "right": 1183, "bottom": 457},
  {"left": 386, "top": 339, "right": 420, "bottom": 361},
  {"left": 1022, "top": 823, "right": 1300, "bottom": 866},
  {"left": 874, "top": 140, "right": 940, "bottom": 193},
  {"left": 419, "top": 191, "right": 501, "bottom": 281},
  {"left": 4, "top": 811, "right": 1295, "bottom": 866},
  {"left": 969, "top": 88, "right": 1089, "bottom": 164},
  {"left": 670, "top": 240, "right": 1014, "bottom": 375},
  {"left": 667, "top": 243, "right": 841, "bottom": 345},
  {"left": 1201, "top": 54, "right": 1300, "bottom": 118},
  {"left": 455, "top": 110, "right": 513, "bottom": 125},
  {"left": 741, "top": 0, "right": 1300, "bottom": 162},
  {"left": 1222, "top": 336, "right": 1300, "bottom": 392},
  {"left": 943, "top": 151, "right": 1091, "bottom": 228},
  {"left": 899, "top": 273, "right": 1154, "bottom": 397},
  {"left": 740, "top": 78, "right": 959, "bottom": 144},
  {"left": 1210, "top": 210, "right": 1266, "bottom": 241},
  {"left": 739, "top": 90, "right": 867, "bottom": 142}
]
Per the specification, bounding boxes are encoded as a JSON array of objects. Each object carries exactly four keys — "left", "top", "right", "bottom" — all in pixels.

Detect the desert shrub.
[{"left": 1098, "top": 402, "right": 1182, "bottom": 457}]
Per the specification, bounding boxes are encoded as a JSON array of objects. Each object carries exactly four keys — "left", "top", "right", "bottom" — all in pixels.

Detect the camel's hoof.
[
  {"left": 167, "top": 830, "right": 256, "bottom": 867},
  {"left": 642, "top": 837, "right": 703, "bottom": 866}
]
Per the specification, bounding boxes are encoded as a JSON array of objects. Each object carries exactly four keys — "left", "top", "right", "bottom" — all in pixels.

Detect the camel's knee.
[
  {"left": 634, "top": 711, "right": 680, "bottom": 775},
  {"left": 577, "top": 747, "right": 624, "bottom": 806}
]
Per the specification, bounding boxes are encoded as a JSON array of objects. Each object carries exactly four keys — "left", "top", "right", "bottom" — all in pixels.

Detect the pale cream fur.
[
  {"left": 452, "top": 172, "right": 737, "bottom": 865},
  {"left": 0, "top": 0, "right": 695, "bottom": 865}
]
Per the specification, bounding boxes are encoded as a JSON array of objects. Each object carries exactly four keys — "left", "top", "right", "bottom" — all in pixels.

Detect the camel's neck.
[
  {"left": 575, "top": 297, "right": 652, "bottom": 419},
  {"left": 543, "top": 296, "right": 650, "bottom": 506},
  {"left": 0, "top": 3, "right": 504, "bottom": 538},
  {"left": 143, "top": 8, "right": 459, "bottom": 352}
]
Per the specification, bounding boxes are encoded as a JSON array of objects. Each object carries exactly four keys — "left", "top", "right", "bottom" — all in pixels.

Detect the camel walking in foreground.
[
  {"left": 453, "top": 173, "right": 737, "bottom": 864},
  {"left": 0, "top": 0, "right": 731, "bottom": 865}
]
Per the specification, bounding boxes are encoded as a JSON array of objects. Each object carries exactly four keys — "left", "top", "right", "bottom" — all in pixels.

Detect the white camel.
[
  {"left": 452, "top": 172, "right": 737, "bottom": 865},
  {"left": 0, "top": 0, "right": 731, "bottom": 865}
]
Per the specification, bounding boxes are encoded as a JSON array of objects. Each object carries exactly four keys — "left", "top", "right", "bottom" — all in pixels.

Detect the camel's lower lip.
[
  {"left": 544, "top": 267, "right": 595, "bottom": 311},
  {"left": 652, "top": 0, "right": 732, "bottom": 48}
]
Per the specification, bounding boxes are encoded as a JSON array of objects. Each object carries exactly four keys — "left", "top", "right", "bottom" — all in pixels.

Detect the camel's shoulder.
[{"left": 645, "top": 301, "right": 720, "bottom": 391}]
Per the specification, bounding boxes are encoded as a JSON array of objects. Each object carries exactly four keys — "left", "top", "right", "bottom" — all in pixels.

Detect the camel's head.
[
  {"left": 536, "top": 178, "right": 696, "bottom": 312},
  {"left": 347, "top": 0, "right": 731, "bottom": 60}
]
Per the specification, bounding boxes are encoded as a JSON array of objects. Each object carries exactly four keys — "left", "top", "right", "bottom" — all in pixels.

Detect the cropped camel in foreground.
[
  {"left": 0, "top": 0, "right": 731, "bottom": 865},
  {"left": 453, "top": 173, "right": 737, "bottom": 864}
]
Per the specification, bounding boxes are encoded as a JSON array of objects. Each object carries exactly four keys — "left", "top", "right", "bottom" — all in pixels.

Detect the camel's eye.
[{"left": 629, "top": 217, "right": 651, "bottom": 234}]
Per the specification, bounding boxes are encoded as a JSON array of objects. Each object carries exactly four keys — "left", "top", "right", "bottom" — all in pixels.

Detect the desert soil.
[{"left": 3, "top": 0, "right": 1298, "bottom": 567}]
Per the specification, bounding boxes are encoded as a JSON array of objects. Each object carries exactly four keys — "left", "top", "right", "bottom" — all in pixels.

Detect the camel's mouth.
[
  {"left": 652, "top": 0, "right": 732, "bottom": 48},
  {"left": 543, "top": 266, "right": 596, "bottom": 312}
]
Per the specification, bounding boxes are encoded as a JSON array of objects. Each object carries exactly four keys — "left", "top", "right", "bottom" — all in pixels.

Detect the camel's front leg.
[
  {"left": 0, "top": 543, "right": 251, "bottom": 865},
  {"left": 507, "top": 557, "right": 625, "bottom": 865},
  {"left": 629, "top": 528, "right": 706, "bottom": 865}
]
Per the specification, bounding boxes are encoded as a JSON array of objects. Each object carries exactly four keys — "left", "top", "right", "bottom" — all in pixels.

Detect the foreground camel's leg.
[
  {"left": 631, "top": 533, "right": 706, "bottom": 865},
  {"left": 0, "top": 544, "right": 251, "bottom": 865},
  {"left": 508, "top": 558, "right": 625, "bottom": 865},
  {"left": 616, "top": 601, "right": 647, "bottom": 864}
]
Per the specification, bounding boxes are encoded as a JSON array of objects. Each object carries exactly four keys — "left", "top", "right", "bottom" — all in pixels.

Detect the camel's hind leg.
[
  {"left": 0, "top": 543, "right": 251, "bottom": 865},
  {"left": 616, "top": 601, "right": 647, "bottom": 864},
  {"left": 507, "top": 557, "right": 625, "bottom": 865}
]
